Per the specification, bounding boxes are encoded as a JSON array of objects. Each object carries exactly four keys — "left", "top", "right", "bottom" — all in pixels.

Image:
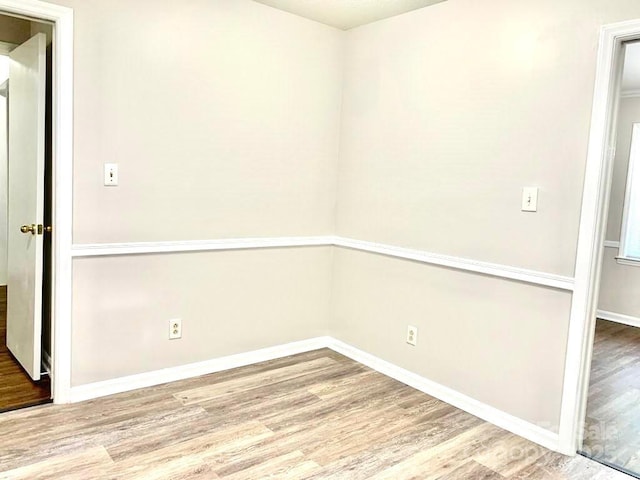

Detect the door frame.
[
  {"left": 0, "top": 0, "right": 73, "bottom": 403},
  {"left": 559, "top": 18, "right": 640, "bottom": 455}
]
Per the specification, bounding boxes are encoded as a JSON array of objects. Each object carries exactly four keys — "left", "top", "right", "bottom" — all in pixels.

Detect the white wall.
[
  {"left": 46, "top": 0, "right": 344, "bottom": 385},
  {"left": 599, "top": 97, "right": 640, "bottom": 318},
  {"left": 333, "top": 0, "right": 640, "bottom": 430},
  {"left": 67, "top": 0, "right": 343, "bottom": 243}
]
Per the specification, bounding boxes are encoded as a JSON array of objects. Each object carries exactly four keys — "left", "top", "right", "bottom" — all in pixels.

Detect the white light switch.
[
  {"left": 104, "top": 163, "right": 118, "bottom": 186},
  {"left": 522, "top": 187, "right": 538, "bottom": 212}
]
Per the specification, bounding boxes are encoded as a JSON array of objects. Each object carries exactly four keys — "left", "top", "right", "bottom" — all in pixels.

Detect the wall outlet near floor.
[
  {"left": 406, "top": 325, "right": 418, "bottom": 346},
  {"left": 169, "top": 319, "right": 182, "bottom": 340}
]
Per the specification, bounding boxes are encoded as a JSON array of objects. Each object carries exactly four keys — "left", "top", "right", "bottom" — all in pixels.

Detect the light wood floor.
[
  {"left": 0, "top": 349, "right": 624, "bottom": 479},
  {"left": 582, "top": 319, "right": 640, "bottom": 475},
  {"left": 0, "top": 286, "right": 51, "bottom": 413}
]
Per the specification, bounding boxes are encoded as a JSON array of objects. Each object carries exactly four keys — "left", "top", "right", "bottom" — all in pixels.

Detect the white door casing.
[
  {"left": 6, "top": 32, "right": 47, "bottom": 381},
  {"left": 0, "top": 0, "right": 73, "bottom": 403},
  {"left": 560, "top": 18, "right": 640, "bottom": 455}
]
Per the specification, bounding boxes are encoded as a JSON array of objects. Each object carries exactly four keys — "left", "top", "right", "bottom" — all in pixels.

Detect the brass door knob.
[{"left": 20, "top": 224, "right": 37, "bottom": 235}]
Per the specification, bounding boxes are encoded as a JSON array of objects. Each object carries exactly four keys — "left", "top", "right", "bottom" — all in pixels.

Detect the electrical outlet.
[
  {"left": 169, "top": 319, "right": 182, "bottom": 340},
  {"left": 406, "top": 325, "right": 418, "bottom": 346}
]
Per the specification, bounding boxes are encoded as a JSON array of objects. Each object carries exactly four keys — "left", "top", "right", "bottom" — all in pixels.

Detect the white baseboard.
[
  {"left": 327, "top": 338, "right": 561, "bottom": 453},
  {"left": 67, "top": 336, "right": 560, "bottom": 453},
  {"left": 67, "top": 336, "right": 332, "bottom": 403},
  {"left": 597, "top": 309, "right": 640, "bottom": 328}
]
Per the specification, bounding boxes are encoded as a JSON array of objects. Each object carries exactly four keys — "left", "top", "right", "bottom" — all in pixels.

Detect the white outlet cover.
[
  {"left": 407, "top": 325, "right": 418, "bottom": 346},
  {"left": 169, "top": 318, "right": 182, "bottom": 340}
]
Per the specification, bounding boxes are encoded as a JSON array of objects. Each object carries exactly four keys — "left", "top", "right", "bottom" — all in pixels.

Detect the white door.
[{"left": 6, "top": 33, "right": 47, "bottom": 381}]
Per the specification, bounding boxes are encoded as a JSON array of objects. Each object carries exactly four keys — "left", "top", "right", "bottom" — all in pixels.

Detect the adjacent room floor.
[
  {"left": 0, "top": 349, "right": 623, "bottom": 479},
  {"left": 582, "top": 319, "right": 640, "bottom": 476},
  {"left": 0, "top": 286, "right": 50, "bottom": 413}
]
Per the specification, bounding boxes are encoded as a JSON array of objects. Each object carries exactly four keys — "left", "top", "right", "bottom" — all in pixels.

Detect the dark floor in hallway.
[{"left": 0, "top": 286, "right": 50, "bottom": 413}]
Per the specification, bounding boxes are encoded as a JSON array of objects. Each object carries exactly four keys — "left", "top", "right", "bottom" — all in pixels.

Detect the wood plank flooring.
[
  {"left": 582, "top": 319, "right": 640, "bottom": 475},
  {"left": 0, "top": 348, "right": 625, "bottom": 479},
  {"left": 0, "top": 286, "right": 51, "bottom": 413}
]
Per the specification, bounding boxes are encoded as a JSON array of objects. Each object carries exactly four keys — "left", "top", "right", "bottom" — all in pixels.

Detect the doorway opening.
[
  {"left": 578, "top": 39, "right": 640, "bottom": 478},
  {"left": 0, "top": 12, "right": 53, "bottom": 412}
]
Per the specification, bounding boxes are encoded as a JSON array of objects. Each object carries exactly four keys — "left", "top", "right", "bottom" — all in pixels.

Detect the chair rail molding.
[
  {"left": 71, "top": 236, "right": 336, "bottom": 257},
  {"left": 333, "top": 237, "right": 574, "bottom": 291},
  {"left": 72, "top": 236, "right": 575, "bottom": 291}
]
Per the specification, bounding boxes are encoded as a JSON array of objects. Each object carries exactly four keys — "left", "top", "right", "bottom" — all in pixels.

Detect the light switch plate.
[
  {"left": 522, "top": 187, "right": 538, "bottom": 212},
  {"left": 104, "top": 163, "right": 118, "bottom": 186}
]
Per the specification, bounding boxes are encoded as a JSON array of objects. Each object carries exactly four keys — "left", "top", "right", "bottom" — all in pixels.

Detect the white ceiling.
[
  {"left": 252, "top": 0, "right": 447, "bottom": 30},
  {"left": 623, "top": 42, "right": 640, "bottom": 94}
]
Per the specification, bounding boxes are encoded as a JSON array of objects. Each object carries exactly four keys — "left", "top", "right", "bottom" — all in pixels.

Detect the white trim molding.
[
  {"left": 334, "top": 237, "right": 574, "bottom": 291},
  {"left": 614, "top": 256, "right": 640, "bottom": 266},
  {"left": 0, "top": 0, "right": 75, "bottom": 405},
  {"left": 561, "top": 18, "right": 640, "bottom": 456},
  {"left": 69, "top": 336, "right": 332, "bottom": 403},
  {"left": 601, "top": 240, "right": 640, "bottom": 265},
  {"left": 328, "top": 338, "right": 561, "bottom": 453},
  {"left": 621, "top": 88, "right": 640, "bottom": 98},
  {"left": 597, "top": 309, "right": 640, "bottom": 328},
  {"left": 71, "top": 236, "right": 336, "bottom": 257},
  {"left": 51, "top": 2, "right": 74, "bottom": 405},
  {"left": 72, "top": 236, "right": 575, "bottom": 291},
  {"left": 68, "top": 336, "right": 561, "bottom": 453}
]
